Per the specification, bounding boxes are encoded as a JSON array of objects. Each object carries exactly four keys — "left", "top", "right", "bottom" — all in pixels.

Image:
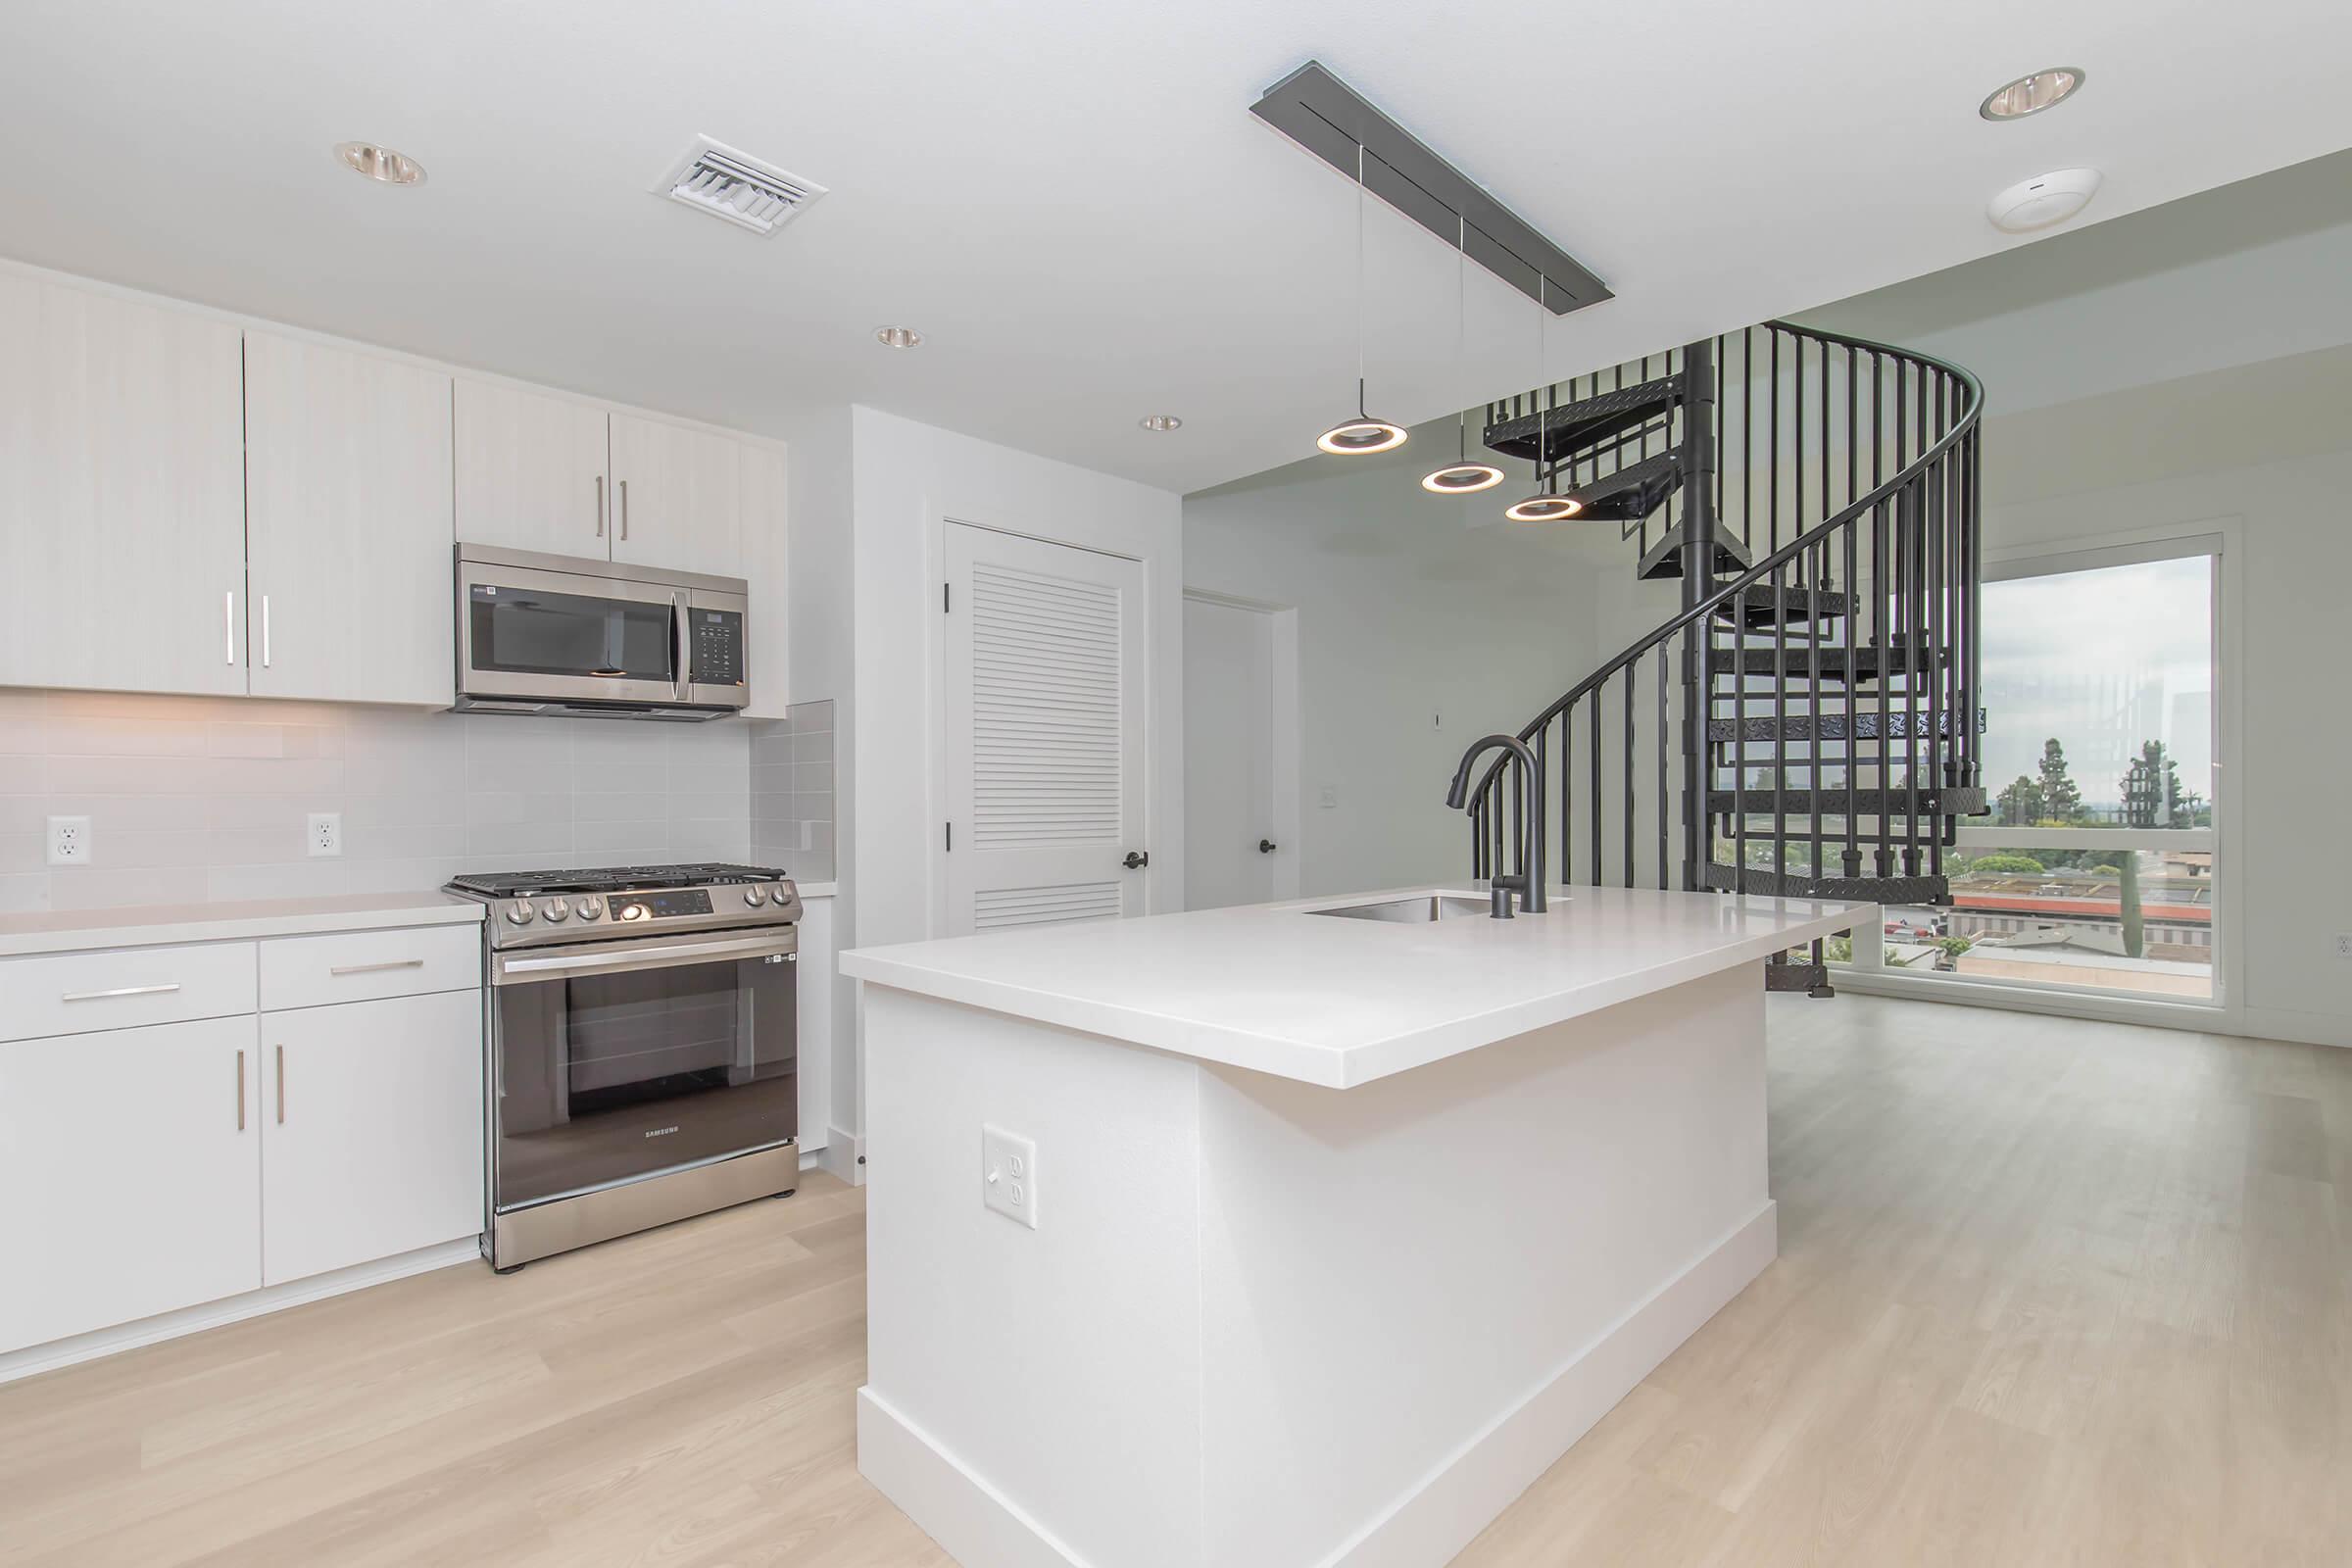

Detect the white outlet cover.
[
  {"left": 1319, "top": 785, "right": 1339, "bottom": 809},
  {"left": 307, "top": 811, "right": 342, "bottom": 858},
  {"left": 45, "top": 815, "right": 91, "bottom": 866},
  {"left": 982, "top": 1124, "right": 1038, "bottom": 1229}
]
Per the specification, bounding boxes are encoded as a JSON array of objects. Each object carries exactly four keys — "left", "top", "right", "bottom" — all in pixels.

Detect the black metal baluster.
[
  {"left": 1772, "top": 560, "right": 1788, "bottom": 888},
  {"left": 1623, "top": 662, "right": 1636, "bottom": 889},
  {"left": 1589, "top": 689, "right": 1602, "bottom": 886}
]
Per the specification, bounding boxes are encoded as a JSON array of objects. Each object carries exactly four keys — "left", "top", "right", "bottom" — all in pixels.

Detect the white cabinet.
[
  {"left": 740, "top": 439, "right": 791, "bottom": 718},
  {"left": 611, "top": 412, "right": 744, "bottom": 579},
  {"left": 259, "top": 989, "right": 483, "bottom": 1287},
  {"left": 453, "top": 378, "right": 612, "bottom": 559},
  {"left": 243, "top": 332, "right": 455, "bottom": 705},
  {"left": 0, "top": 275, "right": 247, "bottom": 696},
  {"left": 0, "top": 1016, "right": 261, "bottom": 1354}
]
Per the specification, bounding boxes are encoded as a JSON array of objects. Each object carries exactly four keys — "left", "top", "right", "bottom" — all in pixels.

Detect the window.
[{"left": 1870, "top": 544, "right": 2220, "bottom": 1001}]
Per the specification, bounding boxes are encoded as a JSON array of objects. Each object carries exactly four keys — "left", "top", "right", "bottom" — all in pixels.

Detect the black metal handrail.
[{"left": 1469, "top": 319, "right": 1984, "bottom": 941}]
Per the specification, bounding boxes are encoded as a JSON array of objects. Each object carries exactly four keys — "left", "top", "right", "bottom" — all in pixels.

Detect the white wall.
[
  {"left": 1971, "top": 345, "right": 2352, "bottom": 1045},
  {"left": 1184, "top": 428, "right": 1610, "bottom": 897}
]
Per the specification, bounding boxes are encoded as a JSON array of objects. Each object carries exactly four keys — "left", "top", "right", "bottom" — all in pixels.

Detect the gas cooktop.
[
  {"left": 447, "top": 862, "right": 785, "bottom": 899},
  {"left": 445, "top": 862, "right": 801, "bottom": 948}
]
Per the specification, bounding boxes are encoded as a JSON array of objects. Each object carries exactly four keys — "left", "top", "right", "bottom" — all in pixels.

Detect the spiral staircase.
[{"left": 1465, "top": 321, "right": 1986, "bottom": 995}]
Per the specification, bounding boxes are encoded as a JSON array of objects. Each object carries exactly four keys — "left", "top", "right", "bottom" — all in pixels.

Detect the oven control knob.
[
  {"left": 743, "top": 887, "right": 766, "bottom": 906},
  {"left": 618, "top": 904, "right": 649, "bottom": 922},
  {"left": 575, "top": 896, "right": 604, "bottom": 920},
  {"left": 505, "top": 900, "right": 534, "bottom": 925},
  {"left": 541, "top": 898, "right": 569, "bottom": 922}
]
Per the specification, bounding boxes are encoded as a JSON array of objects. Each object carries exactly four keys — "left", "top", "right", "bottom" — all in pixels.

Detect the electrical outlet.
[
  {"left": 307, "top": 811, "right": 342, "bottom": 858},
  {"left": 2335, "top": 933, "right": 2352, "bottom": 960},
  {"left": 45, "top": 815, "right": 91, "bottom": 866},
  {"left": 1319, "top": 785, "right": 1339, "bottom": 809},
  {"left": 981, "top": 1124, "right": 1038, "bottom": 1229}
]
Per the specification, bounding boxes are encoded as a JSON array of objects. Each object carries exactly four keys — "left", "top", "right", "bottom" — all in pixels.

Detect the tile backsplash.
[
  {"left": 0, "top": 689, "right": 753, "bottom": 914},
  {"left": 751, "top": 699, "right": 835, "bottom": 882}
]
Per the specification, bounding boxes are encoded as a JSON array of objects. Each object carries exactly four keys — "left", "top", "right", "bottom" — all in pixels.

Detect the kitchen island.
[{"left": 841, "top": 885, "right": 1868, "bottom": 1568}]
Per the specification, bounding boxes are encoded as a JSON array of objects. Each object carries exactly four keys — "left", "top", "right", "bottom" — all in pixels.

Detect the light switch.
[{"left": 982, "top": 1124, "right": 1039, "bottom": 1229}]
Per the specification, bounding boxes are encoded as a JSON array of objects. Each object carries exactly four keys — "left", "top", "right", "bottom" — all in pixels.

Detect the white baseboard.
[
  {"left": 815, "top": 1125, "right": 864, "bottom": 1185},
  {"left": 855, "top": 1200, "right": 1778, "bottom": 1568},
  {"left": 0, "top": 1237, "right": 479, "bottom": 1387}
]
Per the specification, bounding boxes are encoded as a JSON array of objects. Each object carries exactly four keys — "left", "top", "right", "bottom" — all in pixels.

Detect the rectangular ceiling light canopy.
[{"left": 1250, "top": 60, "right": 1610, "bottom": 318}]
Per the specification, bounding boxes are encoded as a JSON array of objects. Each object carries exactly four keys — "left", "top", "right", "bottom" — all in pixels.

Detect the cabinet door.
[
  {"left": 738, "top": 439, "right": 790, "bottom": 717},
  {"left": 453, "top": 379, "right": 612, "bottom": 560},
  {"left": 0, "top": 1016, "right": 261, "bottom": 1353},
  {"left": 0, "top": 276, "right": 247, "bottom": 695},
  {"left": 244, "top": 332, "right": 455, "bottom": 705},
  {"left": 260, "top": 989, "right": 482, "bottom": 1286},
  {"left": 610, "top": 413, "right": 743, "bottom": 579}
]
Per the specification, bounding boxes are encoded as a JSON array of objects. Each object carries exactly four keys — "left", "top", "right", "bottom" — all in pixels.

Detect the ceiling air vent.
[{"left": 656, "top": 135, "right": 826, "bottom": 236}]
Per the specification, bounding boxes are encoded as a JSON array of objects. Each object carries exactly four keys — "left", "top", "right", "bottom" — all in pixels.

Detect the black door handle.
[
  {"left": 1122, "top": 851, "right": 1150, "bottom": 870},
  {"left": 1258, "top": 839, "right": 1277, "bottom": 854}
]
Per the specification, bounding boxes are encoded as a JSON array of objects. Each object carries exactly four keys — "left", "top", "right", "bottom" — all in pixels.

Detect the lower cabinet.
[
  {"left": 0, "top": 1015, "right": 263, "bottom": 1354},
  {"left": 259, "top": 990, "right": 483, "bottom": 1287},
  {"left": 0, "top": 975, "right": 484, "bottom": 1358}
]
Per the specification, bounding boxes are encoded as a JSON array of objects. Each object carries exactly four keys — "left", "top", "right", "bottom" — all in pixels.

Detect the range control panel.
[{"left": 690, "top": 609, "right": 745, "bottom": 687}]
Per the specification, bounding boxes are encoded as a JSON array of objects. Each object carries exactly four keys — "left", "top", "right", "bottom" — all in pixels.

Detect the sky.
[{"left": 1978, "top": 556, "right": 2214, "bottom": 810}]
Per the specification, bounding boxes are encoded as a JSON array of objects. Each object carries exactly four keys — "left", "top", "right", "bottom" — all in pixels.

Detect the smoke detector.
[
  {"left": 1987, "top": 168, "right": 2102, "bottom": 233},
  {"left": 656, "top": 135, "right": 826, "bottom": 235}
]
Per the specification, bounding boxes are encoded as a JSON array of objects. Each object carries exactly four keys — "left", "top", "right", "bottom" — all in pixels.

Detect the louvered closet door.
[{"left": 945, "top": 524, "right": 1148, "bottom": 936}]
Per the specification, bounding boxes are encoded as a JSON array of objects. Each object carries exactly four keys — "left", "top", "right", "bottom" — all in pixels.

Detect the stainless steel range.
[{"left": 445, "top": 862, "right": 800, "bottom": 1271}]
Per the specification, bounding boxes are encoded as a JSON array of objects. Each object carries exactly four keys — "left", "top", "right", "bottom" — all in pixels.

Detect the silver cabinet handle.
[
  {"left": 236, "top": 1049, "right": 246, "bottom": 1131},
  {"left": 618, "top": 477, "right": 629, "bottom": 540},
  {"left": 61, "top": 982, "right": 182, "bottom": 1003},
  {"left": 261, "top": 595, "right": 271, "bottom": 668},
  {"left": 276, "top": 1044, "right": 285, "bottom": 1125},
  {"left": 329, "top": 958, "right": 424, "bottom": 976},
  {"left": 596, "top": 473, "right": 606, "bottom": 538},
  {"left": 224, "top": 591, "right": 236, "bottom": 664}
]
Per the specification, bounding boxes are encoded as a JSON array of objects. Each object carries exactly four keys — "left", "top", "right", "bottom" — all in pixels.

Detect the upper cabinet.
[
  {"left": 453, "top": 379, "right": 612, "bottom": 560},
  {"left": 243, "top": 333, "right": 455, "bottom": 706},
  {"left": 454, "top": 387, "right": 753, "bottom": 583},
  {"left": 610, "top": 413, "right": 745, "bottom": 579},
  {"left": 0, "top": 276, "right": 247, "bottom": 696}
]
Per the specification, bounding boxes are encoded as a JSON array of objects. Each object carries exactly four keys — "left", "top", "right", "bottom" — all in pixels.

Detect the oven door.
[
  {"left": 488, "top": 927, "right": 798, "bottom": 1211},
  {"left": 458, "top": 557, "right": 685, "bottom": 708}
]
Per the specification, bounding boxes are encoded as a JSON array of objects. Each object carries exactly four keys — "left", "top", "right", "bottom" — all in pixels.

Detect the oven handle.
[{"left": 491, "top": 927, "right": 798, "bottom": 987}]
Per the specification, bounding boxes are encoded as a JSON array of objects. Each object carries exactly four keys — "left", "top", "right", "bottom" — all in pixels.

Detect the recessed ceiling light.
[
  {"left": 1139, "top": 415, "right": 1183, "bottom": 432},
  {"left": 875, "top": 326, "right": 923, "bottom": 349},
  {"left": 1979, "top": 68, "right": 2085, "bottom": 122},
  {"left": 334, "top": 142, "right": 425, "bottom": 185},
  {"left": 1987, "top": 168, "right": 2103, "bottom": 232}
]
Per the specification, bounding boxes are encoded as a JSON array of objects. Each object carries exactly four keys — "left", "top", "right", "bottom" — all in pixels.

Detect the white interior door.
[
  {"left": 945, "top": 524, "right": 1147, "bottom": 936},
  {"left": 1184, "top": 596, "right": 1280, "bottom": 909}
]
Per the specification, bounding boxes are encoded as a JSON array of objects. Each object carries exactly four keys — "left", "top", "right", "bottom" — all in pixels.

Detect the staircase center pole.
[{"left": 1680, "top": 338, "right": 1717, "bottom": 892}]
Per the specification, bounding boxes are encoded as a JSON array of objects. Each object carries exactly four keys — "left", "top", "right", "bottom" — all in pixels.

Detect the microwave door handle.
[{"left": 672, "top": 591, "right": 690, "bottom": 702}]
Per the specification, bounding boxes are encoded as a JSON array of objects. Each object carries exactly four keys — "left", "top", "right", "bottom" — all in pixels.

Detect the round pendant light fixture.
[
  {"left": 1315, "top": 143, "right": 1406, "bottom": 458},
  {"left": 1422, "top": 216, "right": 1505, "bottom": 495},
  {"left": 1502, "top": 278, "right": 1581, "bottom": 522},
  {"left": 1979, "top": 67, "right": 2085, "bottom": 122}
]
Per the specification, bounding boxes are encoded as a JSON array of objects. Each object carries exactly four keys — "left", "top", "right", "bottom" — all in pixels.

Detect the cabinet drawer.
[
  {"left": 0, "top": 943, "right": 257, "bottom": 1043},
  {"left": 261, "top": 924, "right": 481, "bottom": 1012}
]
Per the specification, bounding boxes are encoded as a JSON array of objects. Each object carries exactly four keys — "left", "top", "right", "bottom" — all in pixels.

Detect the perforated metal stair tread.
[
  {"left": 1699, "top": 864, "right": 1949, "bottom": 904},
  {"left": 1483, "top": 375, "right": 1682, "bottom": 465},
  {"left": 1705, "top": 710, "right": 1987, "bottom": 743},
  {"left": 1708, "top": 585, "right": 1856, "bottom": 628},
  {"left": 1705, "top": 786, "right": 1988, "bottom": 817},
  {"left": 1720, "top": 645, "right": 1953, "bottom": 680}
]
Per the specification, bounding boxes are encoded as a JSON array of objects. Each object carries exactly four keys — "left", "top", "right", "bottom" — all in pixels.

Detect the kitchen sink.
[{"left": 1305, "top": 894, "right": 1492, "bottom": 923}]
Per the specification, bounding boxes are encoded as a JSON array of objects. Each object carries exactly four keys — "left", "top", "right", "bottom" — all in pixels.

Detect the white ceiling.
[{"left": 2, "top": 1, "right": 2346, "bottom": 495}]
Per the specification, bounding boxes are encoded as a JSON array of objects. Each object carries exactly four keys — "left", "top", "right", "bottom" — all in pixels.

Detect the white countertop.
[
  {"left": 841, "top": 886, "right": 1871, "bottom": 1088},
  {"left": 0, "top": 891, "right": 484, "bottom": 957}
]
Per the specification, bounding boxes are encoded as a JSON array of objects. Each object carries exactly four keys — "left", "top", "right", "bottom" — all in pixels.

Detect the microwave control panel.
[{"left": 690, "top": 609, "right": 746, "bottom": 687}]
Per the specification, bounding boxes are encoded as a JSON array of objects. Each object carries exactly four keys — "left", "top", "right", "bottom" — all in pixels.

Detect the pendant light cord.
[
  {"left": 1536, "top": 275, "right": 1550, "bottom": 492},
  {"left": 1354, "top": 141, "right": 1367, "bottom": 419},
  {"left": 1454, "top": 214, "right": 1467, "bottom": 462}
]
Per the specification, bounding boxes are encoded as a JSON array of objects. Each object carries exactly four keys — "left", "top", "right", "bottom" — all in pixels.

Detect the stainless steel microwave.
[{"left": 453, "top": 545, "right": 749, "bottom": 720}]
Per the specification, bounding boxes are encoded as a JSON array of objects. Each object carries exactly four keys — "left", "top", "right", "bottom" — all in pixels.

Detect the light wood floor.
[{"left": 3, "top": 997, "right": 2346, "bottom": 1566}]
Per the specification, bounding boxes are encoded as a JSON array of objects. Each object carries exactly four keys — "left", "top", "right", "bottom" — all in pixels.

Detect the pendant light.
[
  {"left": 1316, "top": 142, "right": 1407, "bottom": 457},
  {"left": 1421, "top": 215, "right": 1505, "bottom": 495},
  {"left": 1502, "top": 276, "right": 1583, "bottom": 522}
]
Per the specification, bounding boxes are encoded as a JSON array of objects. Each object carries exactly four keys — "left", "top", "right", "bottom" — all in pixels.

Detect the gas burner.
[{"left": 447, "top": 862, "right": 786, "bottom": 899}]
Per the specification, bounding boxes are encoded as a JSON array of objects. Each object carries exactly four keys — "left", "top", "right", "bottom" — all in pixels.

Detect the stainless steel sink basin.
[{"left": 1306, "top": 894, "right": 1492, "bottom": 923}]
